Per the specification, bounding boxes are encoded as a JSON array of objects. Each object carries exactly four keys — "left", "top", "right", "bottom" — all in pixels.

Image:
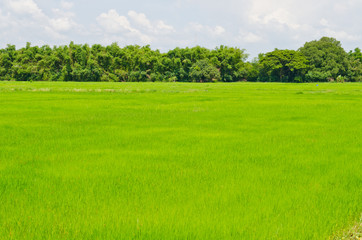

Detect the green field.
[{"left": 0, "top": 82, "right": 361, "bottom": 239}]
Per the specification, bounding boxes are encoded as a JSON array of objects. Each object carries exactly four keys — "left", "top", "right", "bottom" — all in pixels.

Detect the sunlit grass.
[
  {"left": 330, "top": 215, "right": 361, "bottom": 240},
  {"left": 0, "top": 82, "right": 361, "bottom": 239}
]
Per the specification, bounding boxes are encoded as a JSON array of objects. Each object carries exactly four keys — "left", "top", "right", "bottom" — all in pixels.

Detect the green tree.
[
  {"left": 345, "top": 49, "right": 362, "bottom": 82},
  {"left": 189, "top": 60, "right": 220, "bottom": 82},
  {"left": 299, "top": 37, "right": 349, "bottom": 81},
  {"left": 348, "top": 48, "right": 362, "bottom": 62},
  {"left": 211, "top": 46, "right": 248, "bottom": 82},
  {"left": 259, "top": 49, "right": 308, "bottom": 82}
]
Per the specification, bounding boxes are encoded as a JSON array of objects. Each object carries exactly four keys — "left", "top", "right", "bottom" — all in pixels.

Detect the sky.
[{"left": 0, "top": 0, "right": 361, "bottom": 58}]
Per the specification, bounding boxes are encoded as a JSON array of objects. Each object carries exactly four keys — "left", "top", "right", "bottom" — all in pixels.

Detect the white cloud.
[
  {"left": 188, "top": 23, "right": 226, "bottom": 37},
  {"left": 6, "top": 0, "right": 44, "bottom": 18},
  {"left": 213, "top": 26, "right": 225, "bottom": 35},
  {"left": 189, "top": 23, "right": 203, "bottom": 32},
  {"left": 61, "top": 1, "right": 74, "bottom": 10},
  {"left": 0, "top": 9, "right": 11, "bottom": 28},
  {"left": 96, "top": 10, "right": 177, "bottom": 45},
  {"left": 44, "top": 25, "right": 67, "bottom": 40},
  {"left": 322, "top": 28, "right": 360, "bottom": 42},
  {"left": 97, "top": 9, "right": 135, "bottom": 33},
  {"left": 156, "top": 21, "right": 174, "bottom": 32},
  {"left": 248, "top": 4, "right": 302, "bottom": 32},
  {"left": 242, "top": 32, "right": 263, "bottom": 43},
  {"left": 49, "top": 17, "right": 77, "bottom": 32},
  {"left": 0, "top": 0, "right": 82, "bottom": 46},
  {"left": 52, "top": 8, "right": 76, "bottom": 18},
  {"left": 96, "top": 10, "right": 152, "bottom": 45},
  {"left": 320, "top": 18, "right": 329, "bottom": 27},
  {"left": 128, "top": 10, "right": 153, "bottom": 31},
  {"left": 127, "top": 10, "right": 175, "bottom": 34},
  {"left": 49, "top": 8, "right": 78, "bottom": 32}
]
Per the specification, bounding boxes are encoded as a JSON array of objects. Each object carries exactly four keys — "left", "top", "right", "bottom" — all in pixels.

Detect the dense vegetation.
[{"left": 1, "top": 37, "right": 362, "bottom": 82}]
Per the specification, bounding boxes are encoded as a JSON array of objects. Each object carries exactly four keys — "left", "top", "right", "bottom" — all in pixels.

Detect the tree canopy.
[
  {"left": 259, "top": 49, "right": 308, "bottom": 82},
  {"left": 299, "top": 37, "right": 349, "bottom": 81},
  {"left": 1, "top": 37, "right": 361, "bottom": 82}
]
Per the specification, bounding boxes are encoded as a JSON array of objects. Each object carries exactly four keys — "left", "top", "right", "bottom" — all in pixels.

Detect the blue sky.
[{"left": 1, "top": 0, "right": 361, "bottom": 58}]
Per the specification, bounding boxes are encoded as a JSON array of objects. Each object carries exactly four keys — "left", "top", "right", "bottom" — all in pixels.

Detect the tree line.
[{"left": 1, "top": 37, "right": 362, "bottom": 82}]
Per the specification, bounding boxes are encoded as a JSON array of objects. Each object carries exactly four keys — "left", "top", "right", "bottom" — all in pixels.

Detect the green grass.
[
  {"left": 0, "top": 82, "right": 361, "bottom": 239},
  {"left": 330, "top": 216, "right": 361, "bottom": 240}
]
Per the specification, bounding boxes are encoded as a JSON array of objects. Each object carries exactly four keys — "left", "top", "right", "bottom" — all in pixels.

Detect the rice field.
[{"left": 0, "top": 82, "right": 361, "bottom": 239}]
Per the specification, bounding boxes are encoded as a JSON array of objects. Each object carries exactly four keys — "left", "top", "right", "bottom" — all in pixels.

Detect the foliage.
[
  {"left": 1, "top": 37, "right": 362, "bottom": 82},
  {"left": 299, "top": 37, "right": 350, "bottom": 82},
  {"left": 210, "top": 45, "right": 248, "bottom": 82},
  {"left": 258, "top": 49, "right": 309, "bottom": 82},
  {"left": 347, "top": 48, "right": 362, "bottom": 82},
  {"left": 189, "top": 59, "right": 220, "bottom": 82},
  {"left": 0, "top": 43, "right": 247, "bottom": 82},
  {"left": 349, "top": 48, "right": 362, "bottom": 62}
]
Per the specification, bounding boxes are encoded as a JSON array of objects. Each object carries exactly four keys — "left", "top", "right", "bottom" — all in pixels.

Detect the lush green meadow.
[{"left": 0, "top": 82, "right": 361, "bottom": 239}]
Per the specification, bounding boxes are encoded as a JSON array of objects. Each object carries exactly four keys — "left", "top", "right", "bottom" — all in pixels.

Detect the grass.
[
  {"left": 330, "top": 216, "right": 361, "bottom": 240},
  {"left": 0, "top": 82, "right": 361, "bottom": 239}
]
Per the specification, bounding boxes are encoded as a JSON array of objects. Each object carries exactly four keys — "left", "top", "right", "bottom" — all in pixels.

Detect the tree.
[
  {"left": 258, "top": 49, "right": 308, "bottom": 82},
  {"left": 189, "top": 60, "right": 220, "bottom": 82},
  {"left": 348, "top": 48, "right": 362, "bottom": 62},
  {"left": 346, "top": 49, "right": 362, "bottom": 82},
  {"left": 1, "top": 39, "right": 360, "bottom": 82},
  {"left": 211, "top": 46, "right": 248, "bottom": 82},
  {"left": 299, "top": 37, "right": 349, "bottom": 81}
]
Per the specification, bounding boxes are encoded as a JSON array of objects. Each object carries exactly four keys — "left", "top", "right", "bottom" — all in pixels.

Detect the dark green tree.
[
  {"left": 299, "top": 37, "right": 349, "bottom": 81},
  {"left": 259, "top": 49, "right": 309, "bottom": 82},
  {"left": 1, "top": 38, "right": 360, "bottom": 83},
  {"left": 211, "top": 46, "right": 248, "bottom": 82},
  {"left": 348, "top": 48, "right": 362, "bottom": 62},
  {"left": 189, "top": 60, "right": 220, "bottom": 82}
]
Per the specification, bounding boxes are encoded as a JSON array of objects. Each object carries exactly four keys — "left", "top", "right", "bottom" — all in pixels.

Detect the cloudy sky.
[{"left": 0, "top": 0, "right": 361, "bottom": 58}]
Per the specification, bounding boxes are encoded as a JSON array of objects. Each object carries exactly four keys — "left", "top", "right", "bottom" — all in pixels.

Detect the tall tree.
[
  {"left": 259, "top": 49, "right": 309, "bottom": 82},
  {"left": 211, "top": 46, "right": 248, "bottom": 82},
  {"left": 189, "top": 60, "right": 220, "bottom": 82},
  {"left": 299, "top": 37, "right": 349, "bottom": 81}
]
